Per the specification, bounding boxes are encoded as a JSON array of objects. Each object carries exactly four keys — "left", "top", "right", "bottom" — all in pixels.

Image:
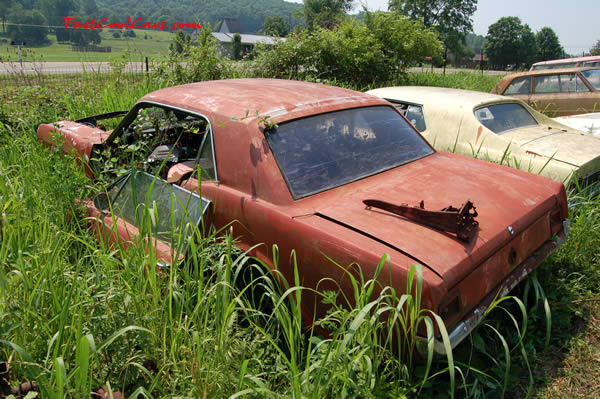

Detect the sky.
[{"left": 286, "top": 0, "right": 600, "bottom": 55}]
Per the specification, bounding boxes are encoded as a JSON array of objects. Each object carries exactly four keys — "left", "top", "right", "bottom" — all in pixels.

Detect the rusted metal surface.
[
  {"left": 166, "top": 160, "right": 195, "bottom": 183},
  {"left": 363, "top": 199, "right": 479, "bottom": 242},
  {"left": 40, "top": 79, "right": 570, "bottom": 337},
  {"left": 37, "top": 120, "right": 109, "bottom": 159},
  {"left": 82, "top": 199, "right": 178, "bottom": 266},
  {"left": 493, "top": 67, "right": 600, "bottom": 116},
  {"left": 420, "top": 228, "right": 566, "bottom": 354}
]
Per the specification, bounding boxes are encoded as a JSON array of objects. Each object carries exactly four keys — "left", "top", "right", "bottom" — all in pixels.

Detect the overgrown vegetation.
[
  {"left": 0, "top": 36, "right": 599, "bottom": 398},
  {"left": 0, "top": 84, "right": 462, "bottom": 396}
]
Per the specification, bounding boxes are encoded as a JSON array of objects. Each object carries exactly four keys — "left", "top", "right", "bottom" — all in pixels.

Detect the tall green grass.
[
  {"left": 0, "top": 123, "right": 463, "bottom": 396},
  {"left": 1, "top": 98, "right": 462, "bottom": 396},
  {"left": 0, "top": 68, "right": 598, "bottom": 398}
]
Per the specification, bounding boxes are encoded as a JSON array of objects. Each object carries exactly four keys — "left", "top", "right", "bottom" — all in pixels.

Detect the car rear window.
[
  {"left": 532, "top": 62, "right": 577, "bottom": 70},
  {"left": 474, "top": 103, "right": 538, "bottom": 134},
  {"left": 265, "top": 106, "right": 434, "bottom": 198},
  {"left": 581, "top": 69, "right": 600, "bottom": 90}
]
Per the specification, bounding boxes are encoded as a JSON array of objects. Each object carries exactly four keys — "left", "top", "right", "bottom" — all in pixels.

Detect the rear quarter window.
[{"left": 504, "top": 77, "right": 531, "bottom": 95}]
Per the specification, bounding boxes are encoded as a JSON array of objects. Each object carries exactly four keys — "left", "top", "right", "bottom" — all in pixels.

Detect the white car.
[
  {"left": 554, "top": 113, "right": 600, "bottom": 137},
  {"left": 367, "top": 86, "right": 600, "bottom": 189}
]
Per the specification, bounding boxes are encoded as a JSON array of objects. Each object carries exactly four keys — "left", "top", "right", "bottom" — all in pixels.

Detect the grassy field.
[
  {"left": 0, "top": 29, "right": 173, "bottom": 62},
  {"left": 0, "top": 67, "right": 599, "bottom": 398}
]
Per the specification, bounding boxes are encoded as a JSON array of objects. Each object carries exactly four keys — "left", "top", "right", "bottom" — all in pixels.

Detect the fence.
[
  {"left": 71, "top": 45, "right": 112, "bottom": 53},
  {"left": 0, "top": 60, "right": 149, "bottom": 89}
]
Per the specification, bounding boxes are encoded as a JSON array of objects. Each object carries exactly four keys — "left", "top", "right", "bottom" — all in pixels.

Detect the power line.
[{"left": 2, "top": 21, "right": 66, "bottom": 28}]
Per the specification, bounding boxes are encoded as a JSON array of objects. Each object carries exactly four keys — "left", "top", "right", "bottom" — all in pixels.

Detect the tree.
[
  {"left": 82, "top": 0, "right": 97, "bottom": 16},
  {"left": 169, "top": 30, "right": 191, "bottom": 54},
  {"left": 41, "top": 0, "right": 76, "bottom": 42},
  {"left": 262, "top": 15, "right": 289, "bottom": 37},
  {"left": 536, "top": 27, "right": 563, "bottom": 61},
  {"left": 484, "top": 17, "right": 537, "bottom": 69},
  {"left": 232, "top": 32, "right": 242, "bottom": 60},
  {"left": 7, "top": 9, "right": 48, "bottom": 45},
  {"left": 302, "top": 0, "right": 354, "bottom": 31},
  {"left": 591, "top": 40, "right": 600, "bottom": 56},
  {"left": 254, "top": 19, "right": 389, "bottom": 87},
  {"left": 465, "top": 32, "right": 485, "bottom": 54},
  {"left": 388, "top": 0, "right": 477, "bottom": 54},
  {"left": 364, "top": 11, "right": 443, "bottom": 69},
  {"left": 70, "top": 28, "right": 101, "bottom": 46},
  {"left": 0, "top": 0, "right": 11, "bottom": 33}
]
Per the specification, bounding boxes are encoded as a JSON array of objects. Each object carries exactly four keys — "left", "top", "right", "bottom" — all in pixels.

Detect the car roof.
[
  {"left": 367, "top": 86, "right": 517, "bottom": 110},
  {"left": 502, "top": 66, "right": 600, "bottom": 79},
  {"left": 139, "top": 78, "right": 388, "bottom": 124},
  {"left": 532, "top": 55, "right": 600, "bottom": 67}
]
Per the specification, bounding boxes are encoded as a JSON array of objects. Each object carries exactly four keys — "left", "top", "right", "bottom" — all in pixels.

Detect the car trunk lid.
[
  {"left": 503, "top": 126, "right": 600, "bottom": 171},
  {"left": 302, "top": 152, "right": 562, "bottom": 290}
]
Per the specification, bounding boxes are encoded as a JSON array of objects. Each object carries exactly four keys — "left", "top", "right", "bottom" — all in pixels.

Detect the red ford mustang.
[{"left": 37, "top": 79, "right": 569, "bottom": 354}]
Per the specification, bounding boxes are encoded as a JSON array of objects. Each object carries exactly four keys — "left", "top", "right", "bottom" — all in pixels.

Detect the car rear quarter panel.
[{"left": 182, "top": 178, "right": 445, "bottom": 324}]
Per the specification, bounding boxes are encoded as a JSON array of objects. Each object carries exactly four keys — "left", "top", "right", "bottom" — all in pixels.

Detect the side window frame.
[
  {"left": 387, "top": 99, "right": 427, "bottom": 132},
  {"left": 108, "top": 101, "right": 219, "bottom": 183},
  {"left": 533, "top": 74, "right": 561, "bottom": 94},
  {"left": 504, "top": 76, "right": 532, "bottom": 95}
]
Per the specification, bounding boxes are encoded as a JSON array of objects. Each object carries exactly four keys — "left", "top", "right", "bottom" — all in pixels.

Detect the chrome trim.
[{"left": 417, "top": 227, "right": 567, "bottom": 356}]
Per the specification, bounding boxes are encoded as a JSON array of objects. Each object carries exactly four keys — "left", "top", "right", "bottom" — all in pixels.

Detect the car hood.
[
  {"left": 300, "top": 152, "right": 563, "bottom": 289},
  {"left": 502, "top": 126, "right": 600, "bottom": 170}
]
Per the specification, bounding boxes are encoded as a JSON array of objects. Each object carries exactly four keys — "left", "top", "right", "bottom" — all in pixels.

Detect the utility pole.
[{"left": 443, "top": 45, "right": 447, "bottom": 76}]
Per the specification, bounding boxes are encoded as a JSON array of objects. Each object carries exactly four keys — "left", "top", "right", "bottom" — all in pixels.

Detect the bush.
[
  {"left": 250, "top": 19, "right": 390, "bottom": 88},
  {"left": 249, "top": 15, "right": 443, "bottom": 89},
  {"left": 152, "top": 25, "right": 232, "bottom": 85}
]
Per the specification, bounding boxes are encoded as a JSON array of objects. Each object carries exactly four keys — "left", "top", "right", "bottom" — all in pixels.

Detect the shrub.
[
  {"left": 251, "top": 19, "right": 390, "bottom": 88},
  {"left": 153, "top": 25, "right": 232, "bottom": 85}
]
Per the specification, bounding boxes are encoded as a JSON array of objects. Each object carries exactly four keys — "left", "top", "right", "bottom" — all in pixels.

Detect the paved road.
[
  {"left": 0, "top": 61, "right": 146, "bottom": 75},
  {"left": 0, "top": 61, "right": 506, "bottom": 76}
]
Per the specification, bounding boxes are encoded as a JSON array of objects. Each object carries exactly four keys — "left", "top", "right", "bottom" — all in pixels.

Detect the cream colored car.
[{"left": 367, "top": 86, "right": 600, "bottom": 189}]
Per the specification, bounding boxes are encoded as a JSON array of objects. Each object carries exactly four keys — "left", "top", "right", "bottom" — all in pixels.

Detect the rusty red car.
[{"left": 37, "top": 79, "right": 569, "bottom": 354}]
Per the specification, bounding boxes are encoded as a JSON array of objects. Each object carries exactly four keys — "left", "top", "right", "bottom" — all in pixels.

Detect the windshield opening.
[{"left": 265, "top": 106, "right": 434, "bottom": 199}]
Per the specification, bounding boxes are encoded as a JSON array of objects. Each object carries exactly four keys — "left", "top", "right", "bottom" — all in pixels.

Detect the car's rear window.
[
  {"left": 581, "top": 69, "right": 600, "bottom": 90},
  {"left": 265, "top": 106, "right": 434, "bottom": 198},
  {"left": 532, "top": 62, "right": 577, "bottom": 70},
  {"left": 474, "top": 103, "right": 538, "bottom": 134}
]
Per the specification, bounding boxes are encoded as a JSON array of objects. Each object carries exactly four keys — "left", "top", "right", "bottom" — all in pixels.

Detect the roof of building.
[
  {"left": 211, "top": 32, "right": 284, "bottom": 45},
  {"left": 219, "top": 18, "right": 243, "bottom": 34}
]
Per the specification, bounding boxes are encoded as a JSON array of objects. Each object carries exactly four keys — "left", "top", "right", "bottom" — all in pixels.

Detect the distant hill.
[{"left": 95, "top": 0, "right": 302, "bottom": 33}]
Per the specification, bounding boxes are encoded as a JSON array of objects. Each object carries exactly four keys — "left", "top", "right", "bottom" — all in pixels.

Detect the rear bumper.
[{"left": 417, "top": 220, "right": 569, "bottom": 356}]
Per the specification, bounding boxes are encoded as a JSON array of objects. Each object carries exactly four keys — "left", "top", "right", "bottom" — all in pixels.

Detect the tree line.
[
  {"left": 0, "top": 0, "right": 300, "bottom": 46},
  {"left": 1, "top": 0, "right": 598, "bottom": 70}
]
